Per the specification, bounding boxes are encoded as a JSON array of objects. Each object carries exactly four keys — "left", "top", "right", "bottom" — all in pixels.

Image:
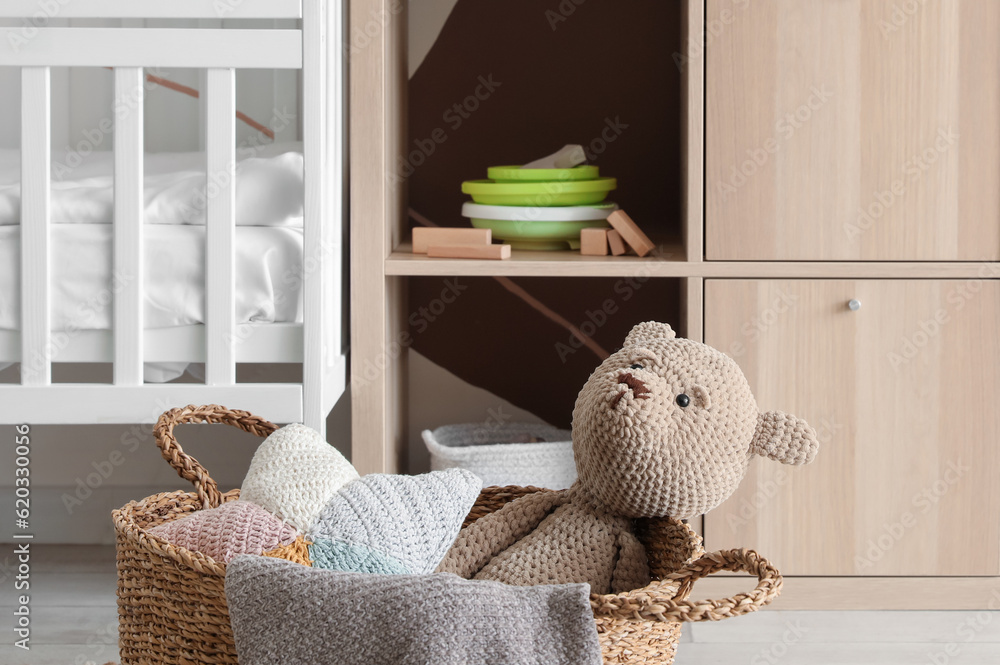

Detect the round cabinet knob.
[{"left": 848, "top": 299, "right": 862, "bottom": 311}]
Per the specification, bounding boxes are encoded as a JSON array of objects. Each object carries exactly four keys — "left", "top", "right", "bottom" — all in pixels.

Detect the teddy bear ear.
[
  {"left": 624, "top": 321, "right": 676, "bottom": 347},
  {"left": 750, "top": 411, "right": 819, "bottom": 465}
]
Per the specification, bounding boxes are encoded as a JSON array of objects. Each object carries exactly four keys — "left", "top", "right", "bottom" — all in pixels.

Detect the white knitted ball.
[{"left": 240, "top": 423, "right": 359, "bottom": 532}]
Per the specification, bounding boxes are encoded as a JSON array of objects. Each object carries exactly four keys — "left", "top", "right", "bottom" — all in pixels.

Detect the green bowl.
[
  {"left": 468, "top": 217, "right": 611, "bottom": 251},
  {"left": 486, "top": 164, "right": 599, "bottom": 182},
  {"left": 461, "top": 178, "right": 616, "bottom": 206}
]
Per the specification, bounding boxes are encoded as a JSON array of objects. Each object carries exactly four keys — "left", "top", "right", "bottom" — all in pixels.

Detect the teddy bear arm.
[
  {"left": 436, "top": 489, "right": 570, "bottom": 578},
  {"left": 610, "top": 528, "right": 651, "bottom": 594}
]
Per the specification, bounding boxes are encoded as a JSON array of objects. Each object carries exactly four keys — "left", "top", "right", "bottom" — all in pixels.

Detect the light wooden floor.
[{"left": 4, "top": 547, "right": 1000, "bottom": 664}]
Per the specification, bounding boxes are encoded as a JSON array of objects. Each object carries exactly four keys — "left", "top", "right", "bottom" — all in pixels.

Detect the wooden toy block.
[
  {"left": 580, "top": 228, "right": 609, "bottom": 256},
  {"left": 412, "top": 227, "right": 491, "bottom": 254},
  {"left": 607, "top": 229, "right": 627, "bottom": 256},
  {"left": 606, "top": 210, "right": 655, "bottom": 257},
  {"left": 427, "top": 244, "right": 512, "bottom": 260}
]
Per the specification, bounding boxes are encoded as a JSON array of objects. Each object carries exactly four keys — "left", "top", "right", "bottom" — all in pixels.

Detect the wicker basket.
[
  {"left": 464, "top": 487, "right": 783, "bottom": 663},
  {"left": 423, "top": 422, "right": 577, "bottom": 489},
  {"left": 114, "top": 404, "right": 783, "bottom": 665}
]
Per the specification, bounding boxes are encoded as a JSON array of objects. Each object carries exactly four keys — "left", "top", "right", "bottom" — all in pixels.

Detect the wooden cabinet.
[
  {"left": 355, "top": 0, "right": 1000, "bottom": 606},
  {"left": 705, "top": 0, "right": 1000, "bottom": 261},
  {"left": 704, "top": 279, "right": 1000, "bottom": 576}
]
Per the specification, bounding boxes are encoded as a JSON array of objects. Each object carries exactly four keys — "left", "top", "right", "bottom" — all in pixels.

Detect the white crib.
[{"left": 0, "top": 0, "right": 345, "bottom": 435}]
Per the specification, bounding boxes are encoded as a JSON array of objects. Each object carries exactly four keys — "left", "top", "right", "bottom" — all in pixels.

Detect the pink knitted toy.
[
  {"left": 148, "top": 500, "right": 300, "bottom": 564},
  {"left": 439, "top": 321, "right": 819, "bottom": 593}
]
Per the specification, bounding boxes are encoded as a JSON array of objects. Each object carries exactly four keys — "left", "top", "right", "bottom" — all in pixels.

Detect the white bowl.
[{"left": 461, "top": 201, "right": 618, "bottom": 223}]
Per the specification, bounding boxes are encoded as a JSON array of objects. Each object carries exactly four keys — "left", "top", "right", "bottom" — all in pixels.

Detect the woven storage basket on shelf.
[
  {"left": 423, "top": 422, "right": 577, "bottom": 489},
  {"left": 114, "top": 405, "right": 783, "bottom": 665}
]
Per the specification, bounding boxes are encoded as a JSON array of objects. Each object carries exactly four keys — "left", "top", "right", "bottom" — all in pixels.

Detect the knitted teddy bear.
[{"left": 438, "top": 321, "right": 819, "bottom": 594}]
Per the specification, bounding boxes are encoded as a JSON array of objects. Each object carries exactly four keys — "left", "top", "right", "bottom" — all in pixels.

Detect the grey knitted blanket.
[{"left": 226, "top": 555, "right": 602, "bottom": 665}]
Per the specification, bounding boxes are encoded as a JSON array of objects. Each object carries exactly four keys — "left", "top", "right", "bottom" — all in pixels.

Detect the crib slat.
[
  {"left": 327, "top": 0, "right": 346, "bottom": 403},
  {"left": 113, "top": 68, "right": 145, "bottom": 386},
  {"left": 20, "top": 68, "right": 51, "bottom": 387},
  {"left": 205, "top": 68, "right": 237, "bottom": 386},
  {"left": 302, "top": 0, "right": 329, "bottom": 435}
]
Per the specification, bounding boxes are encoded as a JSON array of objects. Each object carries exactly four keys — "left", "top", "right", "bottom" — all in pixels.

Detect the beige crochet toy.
[{"left": 438, "top": 321, "right": 819, "bottom": 594}]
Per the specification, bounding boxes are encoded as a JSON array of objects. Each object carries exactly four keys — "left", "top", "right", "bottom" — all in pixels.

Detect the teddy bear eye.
[
  {"left": 630, "top": 363, "right": 644, "bottom": 370},
  {"left": 676, "top": 394, "right": 691, "bottom": 407}
]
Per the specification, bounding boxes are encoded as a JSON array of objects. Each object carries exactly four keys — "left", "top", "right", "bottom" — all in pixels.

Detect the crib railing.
[
  {"left": 0, "top": 0, "right": 345, "bottom": 433},
  {"left": 0, "top": 1, "right": 302, "bottom": 20}
]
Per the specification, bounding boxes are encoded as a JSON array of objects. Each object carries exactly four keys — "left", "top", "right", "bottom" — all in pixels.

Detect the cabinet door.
[
  {"left": 704, "top": 279, "right": 1000, "bottom": 575},
  {"left": 705, "top": 0, "right": 1000, "bottom": 261}
]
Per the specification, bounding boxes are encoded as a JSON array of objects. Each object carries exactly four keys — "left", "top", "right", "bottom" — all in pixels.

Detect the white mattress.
[
  {"left": 0, "top": 143, "right": 305, "bottom": 227},
  {"left": 0, "top": 224, "right": 304, "bottom": 332}
]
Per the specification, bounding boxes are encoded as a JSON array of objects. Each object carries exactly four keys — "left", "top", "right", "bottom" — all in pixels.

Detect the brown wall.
[{"left": 406, "top": 1, "right": 686, "bottom": 426}]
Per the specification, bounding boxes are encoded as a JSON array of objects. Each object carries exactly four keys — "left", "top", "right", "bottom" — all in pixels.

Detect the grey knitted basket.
[{"left": 422, "top": 422, "right": 576, "bottom": 490}]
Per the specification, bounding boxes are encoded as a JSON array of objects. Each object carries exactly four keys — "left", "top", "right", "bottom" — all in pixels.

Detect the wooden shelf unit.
[
  {"left": 386, "top": 252, "right": 996, "bottom": 279},
  {"left": 351, "top": 0, "right": 706, "bottom": 474},
  {"left": 386, "top": 236, "right": 687, "bottom": 277},
  {"left": 350, "top": 0, "right": 1000, "bottom": 609}
]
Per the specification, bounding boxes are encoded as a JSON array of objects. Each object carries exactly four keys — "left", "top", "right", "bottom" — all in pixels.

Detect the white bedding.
[
  {"left": 0, "top": 225, "right": 303, "bottom": 332},
  {"left": 0, "top": 143, "right": 304, "bottom": 227},
  {"left": 0, "top": 145, "right": 308, "bottom": 382}
]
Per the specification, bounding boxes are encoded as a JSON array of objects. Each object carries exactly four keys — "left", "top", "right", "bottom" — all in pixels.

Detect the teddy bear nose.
[{"left": 612, "top": 372, "right": 651, "bottom": 407}]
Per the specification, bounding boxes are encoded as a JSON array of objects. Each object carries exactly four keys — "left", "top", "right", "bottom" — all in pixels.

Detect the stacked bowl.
[{"left": 461, "top": 165, "right": 617, "bottom": 251}]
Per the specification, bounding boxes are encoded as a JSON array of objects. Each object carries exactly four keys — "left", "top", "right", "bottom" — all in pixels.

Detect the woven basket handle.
[
  {"left": 590, "top": 548, "right": 782, "bottom": 623},
  {"left": 659, "top": 548, "right": 782, "bottom": 622},
  {"left": 154, "top": 404, "right": 279, "bottom": 509}
]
